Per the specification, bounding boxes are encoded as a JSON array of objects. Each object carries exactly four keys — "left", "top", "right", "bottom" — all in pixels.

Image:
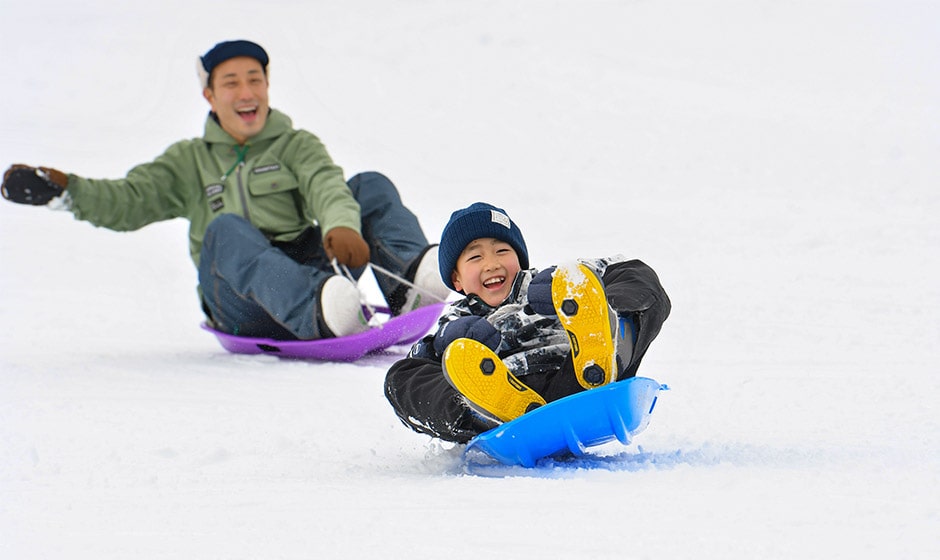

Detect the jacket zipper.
[
  {"left": 235, "top": 161, "right": 250, "bottom": 222},
  {"left": 220, "top": 145, "right": 250, "bottom": 222}
]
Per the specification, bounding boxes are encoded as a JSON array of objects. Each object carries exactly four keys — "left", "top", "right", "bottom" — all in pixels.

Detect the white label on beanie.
[{"left": 490, "top": 210, "right": 511, "bottom": 229}]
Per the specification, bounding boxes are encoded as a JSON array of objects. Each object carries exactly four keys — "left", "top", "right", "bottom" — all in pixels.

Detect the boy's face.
[{"left": 451, "top": 237, "right": 521, "bottom": 307}]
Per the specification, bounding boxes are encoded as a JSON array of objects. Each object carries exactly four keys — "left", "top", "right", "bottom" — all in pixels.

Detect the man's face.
[
  {"left": 451, "top": 238, "right": 521, "bottom": 307},
  {"left": 203, "top": 56, "right": 269, "bottom": 145}
]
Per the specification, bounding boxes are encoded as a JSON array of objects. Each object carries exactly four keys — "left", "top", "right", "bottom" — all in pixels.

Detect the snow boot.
[
  {"left": 551, "top": 263, "right": 619, "bottom": 389},
  {"left": 319, "top": 275, "right": 369, "bottom": 337},
  {"left": 442, "top": 338, "right": 546, "bottom": 423},
  {"left": 390, "top": 245, "right": 451, "bottom": 315}
]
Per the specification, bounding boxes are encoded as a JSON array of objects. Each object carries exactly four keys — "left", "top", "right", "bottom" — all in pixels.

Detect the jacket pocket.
[
  {"left": 245, "top": 163, "right": 308, "bottom": 235},
  {"left": 247, "top": 163, "right": 299, "bottom": 196}
]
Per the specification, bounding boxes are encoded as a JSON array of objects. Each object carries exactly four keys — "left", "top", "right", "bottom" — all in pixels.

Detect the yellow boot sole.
[
  {"left": 552, "top": 264, "right": 617, "bottom": 389},
  {"left": 442, "top": 338, "right": 546, "bottom": 423}
]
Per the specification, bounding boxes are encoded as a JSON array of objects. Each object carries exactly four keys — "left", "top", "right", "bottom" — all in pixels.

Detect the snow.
[{"left": 1, "top": 0, "right": 938, "bottom": 558}]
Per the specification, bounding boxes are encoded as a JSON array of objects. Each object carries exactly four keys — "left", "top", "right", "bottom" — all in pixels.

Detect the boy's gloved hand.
[
  {"left": 526, "top": 266, "right": 557, "bottom": 315},
  {"left": 2, "top": 164, "right": 68, "bottom": 206},
  {"left": 434, "top": 315, "right": 501, "bottom": 355},
  {"left": 324, "top": 226, "right": 370, "bottom": 268}
]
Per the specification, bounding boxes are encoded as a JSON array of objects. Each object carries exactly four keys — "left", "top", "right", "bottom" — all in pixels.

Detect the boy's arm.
[
  {"left": 410, "top": 300, "right": 501, "bottom": 361},
  {"left": 431, "top": 316, "right": 500, "bottom": 357}
]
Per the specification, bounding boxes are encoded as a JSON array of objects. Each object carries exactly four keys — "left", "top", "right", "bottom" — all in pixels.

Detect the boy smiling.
[
  {"left": 450, "top": 237, "right": 522, "bottom": 306},
  {"left": 385, "top": 202, "right": 672, "bottom": 443}
]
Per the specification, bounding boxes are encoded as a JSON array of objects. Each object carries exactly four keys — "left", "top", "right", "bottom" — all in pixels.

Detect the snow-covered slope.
[{"left": 1, "top": 1, "right": 937, "bottom": 558}]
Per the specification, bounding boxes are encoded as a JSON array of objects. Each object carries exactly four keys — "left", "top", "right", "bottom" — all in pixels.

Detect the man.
[{"left": 1, "top": 39, "right": 449, "bottom": 340}]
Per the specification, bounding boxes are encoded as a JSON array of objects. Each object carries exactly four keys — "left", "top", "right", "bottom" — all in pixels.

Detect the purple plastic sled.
[{"left": 202, "top": 302, "right": 446, "bottom": 361}]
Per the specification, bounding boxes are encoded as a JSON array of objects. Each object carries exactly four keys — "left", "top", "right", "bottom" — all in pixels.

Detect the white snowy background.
[{"left": 1, "top": 1, "right": 937, "bottom": 558}]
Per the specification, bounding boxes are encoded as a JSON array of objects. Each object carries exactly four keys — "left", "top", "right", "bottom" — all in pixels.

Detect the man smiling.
[
  {"left": 2, "top": 40, "right": 449, "bottom": 341},
  {"left": 200, "top": 41, "right": 271, "bottom": 144}
]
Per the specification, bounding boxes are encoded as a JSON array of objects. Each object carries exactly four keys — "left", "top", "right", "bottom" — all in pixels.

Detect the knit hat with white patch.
[{"left": 438, "top": 202, "right": 529, "bottom": 291}]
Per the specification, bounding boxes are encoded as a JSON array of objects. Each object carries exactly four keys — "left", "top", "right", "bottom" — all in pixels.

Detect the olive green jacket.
[{"left": 66, "top": 109, "right": 361, "bottom": 267}]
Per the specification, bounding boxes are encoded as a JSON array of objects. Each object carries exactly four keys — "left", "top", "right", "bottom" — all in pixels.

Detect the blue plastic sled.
[{"left": 466, "top": 377, "right": 665, "bottom": 467}]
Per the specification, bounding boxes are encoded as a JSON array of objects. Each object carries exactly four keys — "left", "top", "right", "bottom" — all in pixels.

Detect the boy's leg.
[
  {"left": 199, "top": 214, "right": 362, "bottom": 339},
  {"left": 385, "top": 357, "right": 497, "bottom": 444},
  {"left": 552, "top": 264, "right": 624, "bottom": 388},
  {"left": 601, "top": 259, "right": 670, "bottom": 380},
  {"left": 442, "top": 338, "right": 547, "bottom": 423}
]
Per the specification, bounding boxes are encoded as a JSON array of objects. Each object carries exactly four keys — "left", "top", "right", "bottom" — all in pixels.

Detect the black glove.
[
  {"left": 2, "top": 165, "right": 68, "bottom": 206},
  {"left": 526, "top": 266, "right": 557, "bottom": 316},
  {"left": 433, "top": 315, "right": 501, "bottom": 355}
]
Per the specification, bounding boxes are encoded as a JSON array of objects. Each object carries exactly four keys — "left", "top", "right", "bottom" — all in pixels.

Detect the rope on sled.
[
  {"left": 331, "top": 259, "right": 448, "bottom": 327},
  {"left": 369, "top": 262, "right": 448, "bottom": 304},
  {"left": 331, "top": 259, "right": 380, "bottom": 326}
]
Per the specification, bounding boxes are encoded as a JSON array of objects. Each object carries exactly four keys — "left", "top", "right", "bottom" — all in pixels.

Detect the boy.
[{"left": 384, "top": 202, "right": 671, "bottom": 443}]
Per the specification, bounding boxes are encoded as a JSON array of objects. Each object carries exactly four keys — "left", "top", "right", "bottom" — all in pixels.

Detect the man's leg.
[
  {"left": 199, "top": 214, "right": 349, "bottom": 340},
  {"left": 346, "top": 172, "right": 449, "bottom": 312},
  {"left": 347, "top": 171, "right": 428, "bottom": 275}
]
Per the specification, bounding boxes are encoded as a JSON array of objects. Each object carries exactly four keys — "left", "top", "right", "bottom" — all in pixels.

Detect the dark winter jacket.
[
  {"left": 384, "top": 256, "right": 671, "bottom": 443},
  {"left": 410, "top": 256, "right": 670, "bottom": 379},
  {"left": 408, "top": 267, "right": 568, "bottom": 377}
]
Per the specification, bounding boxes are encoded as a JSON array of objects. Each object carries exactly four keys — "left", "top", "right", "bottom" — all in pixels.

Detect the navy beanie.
[
  {"left": 438, "top": 202, "right": 529, "bottom": 291},
  {"left": 198, "top": 40, "right": 269, "bottom": 88}
]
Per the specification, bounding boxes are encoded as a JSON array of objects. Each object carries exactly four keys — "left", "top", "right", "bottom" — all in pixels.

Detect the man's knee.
[
  {"left": 347, "top": 171, "right": 402, "bottom": 205},
  {"left": 203, "top": 213, "right": 268, "bottom": 253},
  {"left": 347, "top": 171, "right": 392, "bottom": 190},
  {"left": 205, "top": 213, "right": 254, "bottom": 237}
]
